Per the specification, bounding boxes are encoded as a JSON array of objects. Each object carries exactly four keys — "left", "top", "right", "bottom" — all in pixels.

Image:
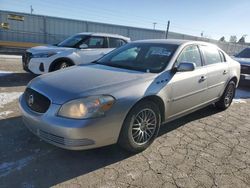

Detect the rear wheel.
[
  {"left": 215, "top": 81, "right": 236, "bottom": 110},
  {"left": 118, "top": 100, "right": 161, "bottom": 153}
]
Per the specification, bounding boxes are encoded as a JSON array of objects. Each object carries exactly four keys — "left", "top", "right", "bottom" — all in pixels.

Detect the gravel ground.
[{"left": 0, "top": 55, "right": 249, "bottom": 188}]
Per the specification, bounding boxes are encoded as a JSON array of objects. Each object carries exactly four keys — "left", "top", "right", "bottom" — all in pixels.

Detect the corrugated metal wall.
[{"left": 0, "top": 10, "right": 248, "bottom": 55}]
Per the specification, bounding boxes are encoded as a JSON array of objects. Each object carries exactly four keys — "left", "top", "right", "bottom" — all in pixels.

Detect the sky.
[{"left": 0, "top": 0, "right": 249, "bottom": 42}]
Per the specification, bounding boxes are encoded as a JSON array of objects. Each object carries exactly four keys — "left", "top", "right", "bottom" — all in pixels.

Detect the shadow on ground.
[
  {"left": 235, "top": 85, "right": 250, "bottom": 99},
  {"left": 0, "top": 73, "right": 36, "bottom": 87},
  {"left": 0, "top": 104, "right": 222, "bottom": 188}
]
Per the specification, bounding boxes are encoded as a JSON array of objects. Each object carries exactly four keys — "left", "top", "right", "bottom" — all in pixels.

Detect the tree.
[
  {"left": 229, "top": 35, "right": 237, "bottom": 43},
  {"left": 238, "top": 37, "right": 245, "bottom": 43},
  {"left": 238, "top": 35, "right": 247, "bottom": 44},
  {"left": 219, "top": 36, "right": 226, "bottom": 42}
]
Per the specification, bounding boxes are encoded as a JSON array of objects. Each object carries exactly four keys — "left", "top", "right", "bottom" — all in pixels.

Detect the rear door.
[
  {"left": 77, "top": 36, "right": 110, "bottom": 64},
  {"left": 199, "top": 45, "right": 229, "bottom": 101},
  {"left": 168, "top": 45, "right": 207, "bottom": 117},
  {"left": 108, "top": 37, "right": 127, "bottom": 50}
]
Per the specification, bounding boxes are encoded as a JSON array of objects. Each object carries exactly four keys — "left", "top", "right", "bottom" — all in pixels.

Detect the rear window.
[
  {"left": 200, "top": 46, "right": 222, "bottom": 65},
  {"left": 109, "top": 38, "right": 126, "bottom": 48},
  {"left": 219, "top": 51, "right": 226, "bottom": 62}
]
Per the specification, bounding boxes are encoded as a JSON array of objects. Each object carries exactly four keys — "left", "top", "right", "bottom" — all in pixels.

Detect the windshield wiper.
[{"left": 93, "top": 62, "right": 145, "bottom": 72}]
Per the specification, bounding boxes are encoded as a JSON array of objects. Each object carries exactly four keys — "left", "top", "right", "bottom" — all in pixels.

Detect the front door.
[
  {"left": 77, "top": 36, "right": 111, "bottom": 64},
  {"left": 168, "top": 45, "right": 207, "bottom": 118}
]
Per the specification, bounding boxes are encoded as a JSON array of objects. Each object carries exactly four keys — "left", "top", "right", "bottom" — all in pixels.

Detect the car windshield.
[
  {"left": 57, "top": 35, "right": 88, "bottom": 47},
  {"left": 95, "top": 43, "right": 178, "bottom": 73},
  {"left": 235, "top": 48, "right": 250, "bottom": 58}
]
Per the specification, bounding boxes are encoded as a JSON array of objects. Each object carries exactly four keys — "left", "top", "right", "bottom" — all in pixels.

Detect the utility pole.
[
  {"left": 165, "top": 20, "right": 170, "bottom": 39},
  {"left": 201, "top": 31, "right": 204, "bottom": 37},
  {"left": 30, "top": 5, "right": 34, "bottom": 14},
  {"left": 153, "top": 22, "right": 157, "bottom": 30}
]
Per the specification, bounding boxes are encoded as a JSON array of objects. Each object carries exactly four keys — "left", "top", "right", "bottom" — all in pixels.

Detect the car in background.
[
  {"left": 233, "top": 47, "right": 250, "bottom": 83},
  {"left": 22, "top": 33, "right": 130, "bottom": 74},
  {"left": 19, "top": 39, "right": 240, "bottom": 153}
]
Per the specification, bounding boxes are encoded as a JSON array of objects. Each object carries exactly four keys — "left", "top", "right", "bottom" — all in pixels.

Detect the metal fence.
[{"left": 0, "top": 10, "right": 248, "bottom": 55}]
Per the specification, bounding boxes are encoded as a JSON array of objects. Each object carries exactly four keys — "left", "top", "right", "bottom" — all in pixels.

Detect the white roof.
[{"left": 76, "top": 32, "right": 130, "bottom": 41}]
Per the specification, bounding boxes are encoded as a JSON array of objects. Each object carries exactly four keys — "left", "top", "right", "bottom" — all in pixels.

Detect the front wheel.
[
  {"left": 215, "top": 81, "right": 236, "bottom": 110},
  {"left": 53, "top": 61, "right": 72, "bottom": 71},
  {"left": 118, "top": 101, "right": 161, "bottom": 153}
]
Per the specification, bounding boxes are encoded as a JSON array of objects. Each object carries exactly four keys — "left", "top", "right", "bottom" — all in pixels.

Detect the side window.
[
  {"left": 84, "top": 37, "right": 105, "bottom": 48},
  {"left": 176, "top": 45, "right": 202, "bottom": 67},
  {"left": 201, "top": 46, "right": 222, "bottom": 65},
  {"left": 219, "top": 51, "right": 226, "bottom": 62},
  {"left": 109, "top": 38, "right": 126, "bottom": 48}
]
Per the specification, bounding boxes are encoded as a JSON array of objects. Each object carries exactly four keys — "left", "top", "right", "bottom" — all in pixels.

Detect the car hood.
[
  {"left": 27, "top": 45, "right": 74, "bottom": 54},
  {"left": 28, "top": 64, "right": 154, "bottom": 104},
  {"left": 233, "top": 57, "right": 250, "bottom": 66}
]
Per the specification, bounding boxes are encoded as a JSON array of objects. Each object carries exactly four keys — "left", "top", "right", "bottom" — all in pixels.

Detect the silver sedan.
[{"left": 19, "top": 39, "right": 240, "bottom": 152}]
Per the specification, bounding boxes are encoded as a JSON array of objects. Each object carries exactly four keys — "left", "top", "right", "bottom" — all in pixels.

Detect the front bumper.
[
  {"left": 23, "top": 58, "right": 49, "bottom": 75},
  {"left": 19, "top": 94, "right": 124, "bottom": 150},
  {"left": 22, "top": 52, "right": 50, "bottom": 75},
  {"left": 240, "top": 74, "right": 250, "bottom": 87}
]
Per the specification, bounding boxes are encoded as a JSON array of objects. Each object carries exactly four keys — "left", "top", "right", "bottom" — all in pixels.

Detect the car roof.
[
  {"left": 132, "top": 39, "right": 217, "bottom": 47},
  {"left": 76, "top": 32, "right": 130, "bottom": 41}
]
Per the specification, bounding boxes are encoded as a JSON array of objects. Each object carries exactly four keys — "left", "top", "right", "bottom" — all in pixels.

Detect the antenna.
[{"left": 165, "top": 20, "right": 170, "bottom": 39}]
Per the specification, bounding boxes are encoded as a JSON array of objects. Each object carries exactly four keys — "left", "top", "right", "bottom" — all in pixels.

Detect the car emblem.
[{"left": 28, "top": 94, "right": 34, "bottom": 107}]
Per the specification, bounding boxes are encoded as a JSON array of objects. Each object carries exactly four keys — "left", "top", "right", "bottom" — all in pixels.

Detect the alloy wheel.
[
  {"left": 224, "top": 84, "right": 235, "bottom": 107},
  {"left": 131, "top": 108, "right": 157, "bottom": 145},
  {"left": 59, "top": 62, "right": 69, "bottom": 69}
]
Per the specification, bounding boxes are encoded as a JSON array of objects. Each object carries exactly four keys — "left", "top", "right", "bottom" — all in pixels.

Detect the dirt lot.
[{"left": 0, "top": 55, "right": 250, "bottom": 188}]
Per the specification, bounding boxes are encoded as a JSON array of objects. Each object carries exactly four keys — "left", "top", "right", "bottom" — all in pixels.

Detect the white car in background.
[{"left": 22, "top": 33, "right": 130, "bottom": 74}]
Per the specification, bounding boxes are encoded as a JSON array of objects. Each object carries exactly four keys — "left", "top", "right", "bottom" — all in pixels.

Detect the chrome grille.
[
  {"left": 24, "top": 88, "right": 51, "bottom": 113},
  {"left": 22, "top": 52, "right": 32, "bottom": 70},
  {"left": 241, "top": 65, "right": 250, "bottom": 74}
]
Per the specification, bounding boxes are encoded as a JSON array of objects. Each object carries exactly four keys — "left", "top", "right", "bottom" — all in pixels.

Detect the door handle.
[
  {"left": 223, "top": 70, "right": 228, "bottom": 75},
  {"left": 200, "top": 76, "right": 207, "bottom": 82}
]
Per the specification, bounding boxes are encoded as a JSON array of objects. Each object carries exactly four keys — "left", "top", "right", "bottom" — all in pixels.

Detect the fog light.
[{"left": 39, "top": 63, "right": 44, "bottom": 72}]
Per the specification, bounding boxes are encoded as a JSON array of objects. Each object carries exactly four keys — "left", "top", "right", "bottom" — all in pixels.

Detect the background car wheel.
[
  {"left": 215, "top": 80, "right": 236, "bottom": 110},
  {"left": 53, "top": 61, "right": 72, "bottom": 71},
  {"left": 118, "top": 100, "right": 161, "bottom": 153}
]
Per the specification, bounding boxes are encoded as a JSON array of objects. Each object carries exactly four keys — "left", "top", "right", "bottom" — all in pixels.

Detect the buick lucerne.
[{"left": 19, "top": 39, "right": 240, "bottom": 152}]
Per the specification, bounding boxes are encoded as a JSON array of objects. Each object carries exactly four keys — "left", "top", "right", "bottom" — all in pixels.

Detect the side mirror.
[
  {"left": 176, "top": 62, "right": 196, "bottom": 72},
  {"left": 79, "top": 44, "right": 88, "bottom": 49}
]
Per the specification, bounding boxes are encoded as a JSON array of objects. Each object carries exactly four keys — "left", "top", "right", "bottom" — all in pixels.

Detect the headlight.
[
  {"left": 32, "top": 52, "right": 58, "bottom": 58},
  {"left": 58, "top": 95, "right": 115, "bottom": 119}
]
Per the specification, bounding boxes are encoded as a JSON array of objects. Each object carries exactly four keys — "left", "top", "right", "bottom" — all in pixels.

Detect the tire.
[
  {"left": 215, "top": 80, "right": 236, "bottom": 110},
  {"left": 53, "top": 61, "right": 72, "bottom": 71},
  {"left": 118, "top": 100, "right": 161, "bottom": 153}
]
